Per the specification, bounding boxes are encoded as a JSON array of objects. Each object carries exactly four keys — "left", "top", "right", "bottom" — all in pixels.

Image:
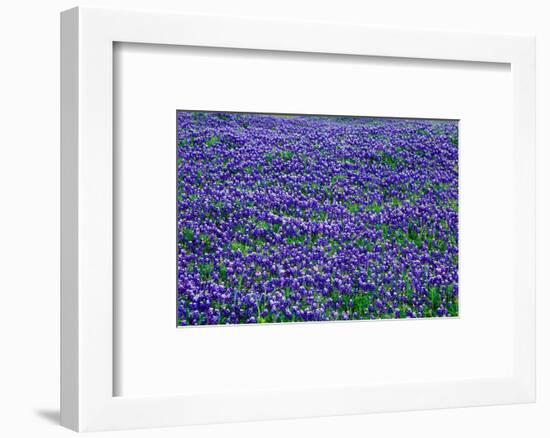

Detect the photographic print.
[{"left": 177, "top": 111, "right": 458, "bottom": 326}]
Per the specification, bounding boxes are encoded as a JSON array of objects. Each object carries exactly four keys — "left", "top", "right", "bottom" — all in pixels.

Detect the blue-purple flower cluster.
[{"left": 177, "top": 111, "right": 458, "bottom": 325}]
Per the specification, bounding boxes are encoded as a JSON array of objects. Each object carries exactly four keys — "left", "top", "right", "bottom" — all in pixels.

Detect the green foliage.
[
  {"left": 199, "top": 234, "right": 212, "bottom": 252},
  {"left": 182, "top": 227, "right": 194, "bottom": 242},
  {"left": 352, "top": 293, "right": 371, "bottom": 315},
  {"left": 367, "top": 202, "right": 383, "bottom": 213},
  {"left": 286, "top": 234, "right": 307, "bottom": 245},
  {"left": 307, "top": 233, "right": 320, "bottom": 249},
  {"left": 328, "top": 239, "right": 341, "bottom": 256},
  {"left": 428, "top": 286, "right": 441, "bottom": 310},
  {"left": 347, "top": 203, "right": 361, "bottom": 214},
  {"left": 179, "top": 138, "right": 195, "bottom": 148},
  {"left": 205, "top": 135, "right": 220, "bottom": 147},
  {"left": 231, "top": 241, "right": 250, "bottom": 256},
  {"left": 199, "top": 262, "right": 214, "bottom": 281},
  {"left": 378, "top": 151, "right": 402, "bottom": 171},
  {"left": 391, "top": 197, "right": 402, "bottom": 207},
  {"left": 447, "top": 199, "right": 459, "bottom": 212},
  {"left": 449, "top": 300, "right": 459, "bottom": 317},
  {"left": 219, "top": 263, "right": 228, "bottom": 282},
  {"left": 279, "top": 150, "right": 294, "bottom": 161},
  {"left": 331, "top": 174, "right": 346, "bottom": 185}
]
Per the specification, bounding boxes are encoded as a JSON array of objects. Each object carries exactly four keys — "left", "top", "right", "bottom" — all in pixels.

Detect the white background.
[
  {"left": 0, "top": 0, "right": 548, "bottom": 437},
  {"left": 115, "top": 44, "right": 514, "bottom": 397}
]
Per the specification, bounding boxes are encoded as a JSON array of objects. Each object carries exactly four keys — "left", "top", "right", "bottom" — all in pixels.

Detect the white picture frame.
[{"left": 60, "top": 6, "right": 536, "bottom": 432}]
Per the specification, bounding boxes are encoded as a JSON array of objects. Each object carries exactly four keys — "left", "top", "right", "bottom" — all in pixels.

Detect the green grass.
[
  {"left": 279, "top": 150, "right": 294, "bottom": 161},
  {"left": 205, "top": 135, "right": 220, "bottom": 147}
]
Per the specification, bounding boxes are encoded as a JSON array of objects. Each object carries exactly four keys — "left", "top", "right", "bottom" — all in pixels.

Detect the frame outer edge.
[
  {"left": 533, "top": 35, "right": 537, "bottom": 403},
  {"left": 522, "top": 35, "right": 537, "bottom": 402},
  {"left": 509, "top": 35, "right": 536, "bottom": 404},
  {"left": 60, "top": 6, "right": 80, "bottom": 432},
  {"left": 59, "top": 6, "right": 538, "bottom": 431}
]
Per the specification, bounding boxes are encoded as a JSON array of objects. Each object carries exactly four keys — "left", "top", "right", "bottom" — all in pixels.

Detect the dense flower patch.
[{"left": 177, "top": 111, "right": 458, "bottom": 325}]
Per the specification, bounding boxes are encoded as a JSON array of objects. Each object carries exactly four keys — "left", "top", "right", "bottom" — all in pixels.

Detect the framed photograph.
[
  {"left": 175, "top": 111, "right": 459, "bottom": 326},
  {"left": 61, "top": 7, "right": 536, "bottom": 432}
]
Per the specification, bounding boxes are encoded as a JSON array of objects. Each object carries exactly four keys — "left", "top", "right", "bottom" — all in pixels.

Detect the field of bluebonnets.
[{"left": 177, "top": 111, "right": 458, "bottom": 326}]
